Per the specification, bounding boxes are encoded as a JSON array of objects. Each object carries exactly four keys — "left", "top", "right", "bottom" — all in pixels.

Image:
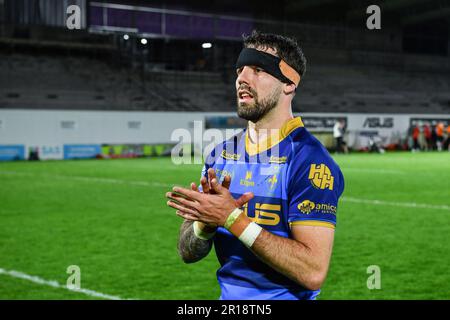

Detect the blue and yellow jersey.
[{"left": 202, "top": 117, "right": 344, "bottom": 300}]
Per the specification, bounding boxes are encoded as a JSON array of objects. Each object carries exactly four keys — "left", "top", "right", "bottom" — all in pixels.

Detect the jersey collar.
[{"left": 245, "top": 117, "right": 304, "bottom": 156}]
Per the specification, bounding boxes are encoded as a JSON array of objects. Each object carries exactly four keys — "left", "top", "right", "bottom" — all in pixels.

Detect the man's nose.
[{"left": 237, "top": 66, "right": 254, "bottom": 85}]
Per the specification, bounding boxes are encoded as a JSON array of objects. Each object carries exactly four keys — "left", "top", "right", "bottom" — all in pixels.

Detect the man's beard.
[{"left": 237, "top": 86, "right": 281, "bottom": 123}]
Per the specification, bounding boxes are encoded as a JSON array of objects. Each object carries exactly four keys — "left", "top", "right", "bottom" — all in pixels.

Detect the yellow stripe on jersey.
[{"left": 289, "top": 220, "right": 336, "bottom": 229}]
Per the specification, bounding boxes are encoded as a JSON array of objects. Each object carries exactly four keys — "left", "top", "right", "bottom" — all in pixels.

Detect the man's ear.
[{"left": 283, "top": 83, "right": 297, "bottom": 95}]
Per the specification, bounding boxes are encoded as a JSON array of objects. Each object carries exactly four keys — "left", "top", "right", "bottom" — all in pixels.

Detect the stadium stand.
[
  {"left": 0, "top": 52, "right": 152, "bottom": 110},
  {"left": 1, "top": 50, "right": 449, "bottom": 114},
  {"left": 1, "top": 0, "right": 449, "bottom": 114}
]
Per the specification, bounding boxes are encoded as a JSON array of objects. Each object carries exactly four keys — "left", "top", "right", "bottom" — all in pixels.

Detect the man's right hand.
[
  {"left": 187, "top": 168, "right": 230, "bottom": 229},
  {"left": 172, "top": 168, "right": 253, "bottom": 232},
  {"left": 171, "top": 168, "right": 251, "bottom": 229}
]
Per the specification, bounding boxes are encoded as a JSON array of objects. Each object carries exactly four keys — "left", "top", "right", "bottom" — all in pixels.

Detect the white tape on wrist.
[
  {"left": 238, "top": 222, "right": 263, "bottom": 248},
  {"left": 193, "top": 221, "right": 216, "bottom": 240},
  {"left": 224, "top": 208, "right": 243, "bottom": 230}
]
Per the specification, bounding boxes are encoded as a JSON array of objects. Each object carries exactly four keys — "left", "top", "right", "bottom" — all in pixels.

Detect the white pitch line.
[
  {"left": 0, "top": 171, "right": 171, "bottom": 188},
  {"left": 2, "top": 170, "right": 448, "bottom": 211},
  {"left": 341, "top": 168, "right": 406, "bottom": 175},
  {"left": 59, "top": 174, "right": 171, "bottom": 188},
  {"left": 341, "top": 197, "right": 450, "bottom": 211},
  {"left": 0, "top": 267, "right": 126, "bottom": 300}
]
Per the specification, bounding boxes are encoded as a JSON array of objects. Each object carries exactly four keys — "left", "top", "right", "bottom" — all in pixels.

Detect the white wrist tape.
[
  {"left": 224, "top": 208, "right": 243, "bottom": 230},
  {"left": 193, "top": 221, "right": 216, "bottom": 240},
  {"left": 238, "top": 222, "right": 263, "bottom": 248}
]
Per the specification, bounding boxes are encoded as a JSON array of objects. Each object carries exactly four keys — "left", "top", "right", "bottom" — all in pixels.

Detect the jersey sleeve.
[{"left": 287, "top": 147, "right": 344, "bottom": 229}]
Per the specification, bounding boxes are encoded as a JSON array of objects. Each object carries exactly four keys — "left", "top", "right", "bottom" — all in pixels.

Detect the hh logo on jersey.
[
  {"left": 308, "top": 164, "right": 334, "bottom": 190},
  {"left": 243, "top": 203, "right": 281, "bottom": 226},
  {"left": 298, "top": 200, "right": 315, "bottom": 214}
]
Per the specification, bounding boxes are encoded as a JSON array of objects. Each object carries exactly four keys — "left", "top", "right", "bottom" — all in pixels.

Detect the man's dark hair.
[{"left": 242, "top": 30, "right": 307, "bottom": 78}]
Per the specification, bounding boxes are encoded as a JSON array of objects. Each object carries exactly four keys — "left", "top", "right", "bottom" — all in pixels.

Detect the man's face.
[{"left": 235, "top": 47, "right": 283, "bottom": 123}]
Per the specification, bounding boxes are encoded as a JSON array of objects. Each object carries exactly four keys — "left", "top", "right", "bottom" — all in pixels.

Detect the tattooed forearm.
[{"left": 177, "top": 220, "right": 213, "bottom": 263}]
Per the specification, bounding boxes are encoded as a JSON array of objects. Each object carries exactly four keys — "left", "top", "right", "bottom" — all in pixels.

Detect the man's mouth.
[{"left": 238, "top": 90, "right": 254, "bottom": 102}]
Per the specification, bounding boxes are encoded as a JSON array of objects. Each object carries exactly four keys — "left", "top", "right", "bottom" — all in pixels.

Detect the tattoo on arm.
[{"left": 177, "top": 220, "right": 213, "bottom": 263}]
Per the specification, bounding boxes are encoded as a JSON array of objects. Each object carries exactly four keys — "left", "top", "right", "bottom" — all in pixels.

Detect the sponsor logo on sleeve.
[
  {"left": 298, "top": 200, "right": 337, "bottom": 215},
  {"left": 298, "top": 200, "right": 315, "bottom": 214}
]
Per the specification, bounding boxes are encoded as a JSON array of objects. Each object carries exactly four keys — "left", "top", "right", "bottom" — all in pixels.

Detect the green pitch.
[{"left": 0, "top": 152, "right": 449, "bottom": 300}]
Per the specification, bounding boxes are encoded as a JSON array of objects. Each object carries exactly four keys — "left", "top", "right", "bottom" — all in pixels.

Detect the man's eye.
[
  {"left": 236, "top": 68, "right": 243, "bottom": 75},
  {"left": 255, "top": 67, "right": 263, "bottom": 73}
]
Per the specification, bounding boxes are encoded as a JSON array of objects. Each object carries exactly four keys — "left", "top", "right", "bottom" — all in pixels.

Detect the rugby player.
[{"left": 166, "top": 30, "right": 344, "bottom": 300}]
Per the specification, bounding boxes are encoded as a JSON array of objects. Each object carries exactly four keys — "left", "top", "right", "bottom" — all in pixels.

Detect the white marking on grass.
[
  {"left": 341, "top": 197, "right": 450, "bottom": 211},
  {"left": 0, "top": 171, "right": 171, "bottom": 188},
  {"left": 0, "top": 267, "right": 126, "bottom": 300},
  {"left": 3, "top": 170, "right": 449, "bottom": 211},
  {"left": 62, "top": 175, "right": 170, "bottom": 188},
  {"left": 0, "top": 171, "right": 24, "bottom": 175},
  {"left": 341, "top": 168, "right": 406, "bottom": 175}
]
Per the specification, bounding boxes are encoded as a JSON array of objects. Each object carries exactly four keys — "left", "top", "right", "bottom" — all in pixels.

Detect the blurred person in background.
[
  {"left": 431, "top": 122, "right": 438, "bottom": 150},
  {"left": 418, "top": 123, "right": 426, "bottom": 151},
  {"left": 412, "top": 124, "right": 420, "bottom": 152},
  {"left": 333, "top": 119, "right": 348, "bottom": 154},
  {"left": 423, "top": 123, "right": 432, "bottom": 151},
  {"left": 436, "top": 122, "right": 445, "bottom": 152},
  {"left": 445, "top": 124, "right": 450, "bottom": 151}
]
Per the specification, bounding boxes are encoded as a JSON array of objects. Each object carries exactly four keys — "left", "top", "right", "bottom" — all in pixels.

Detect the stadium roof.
[{"left": 126, "top": 0, "right": 450, "bottom": 27}]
